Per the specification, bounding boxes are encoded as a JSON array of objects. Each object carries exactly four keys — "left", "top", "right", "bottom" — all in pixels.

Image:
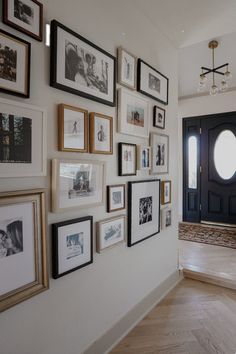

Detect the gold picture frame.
[
  {"left": 161, "top": 180, "right": 172, "bottom": 205},
  {"left": 89, "top": 113, "right": 113, "bottom": 154},
  {"left": 96, "top": 215, "right": 126, "bottom": 253}
]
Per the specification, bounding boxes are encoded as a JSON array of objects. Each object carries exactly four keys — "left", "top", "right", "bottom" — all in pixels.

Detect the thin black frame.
[
  {"left": 118, "top": 142, "right": 137, "bottom": 176},
  {"left": 137, "top": 59, "right": 169, "bottom": 105},
  {"left": 153, "top": 105, "right": 166, "bottom": 129},
  {"left": 50, "top": 20, "right": 116, "bottom": 107},
  {"left": 128, "top": 179, "right": 161, "bottom": 247},
  {"left": 52, "top": 216, "right": 93, "bottom": 279}
]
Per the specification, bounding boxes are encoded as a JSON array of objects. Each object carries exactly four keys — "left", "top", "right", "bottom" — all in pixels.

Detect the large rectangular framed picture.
[
  {"left": 50, "top": 20, "right": 116, "bottom": 107},
  {"left": 150, "top": 133, "right": 169, "bottom": 174}
]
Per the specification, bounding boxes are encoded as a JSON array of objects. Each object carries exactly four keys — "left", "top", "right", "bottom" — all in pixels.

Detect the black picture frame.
[
  {"left": 153, "top": 105, "right": 166, "bottom": 129},
  {"left": 118, "top": 142, "right": 137, "bottom": 176},
  {"left": 50, "top": 20, "right": 116, "bottom": 107}
]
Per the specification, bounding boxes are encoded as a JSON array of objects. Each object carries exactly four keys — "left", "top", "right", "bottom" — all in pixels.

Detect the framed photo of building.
[
  {"left": 118, "top": 88, "right": 149, "bottom": 138},
  {"left": 137, "top": 59, "right": 169, "bottom": 105},
  {"left": 161, "top": 207, "right": 172, "bottom": 229},
  {"left": 161, "top": 180, "right": 171, "bottom": 205},
  {"left": 0, "top": 97, "right": 46, "bottom": 177},
  {"left": 137, "top": 145, "right": 151, "bottom": 171},
  {"left": 52, "top": 159, "right": 106, "bottom": 212},
  {"left": 58, "top": 104, "right": 88, "bottom": 153},
  {"left": 150, "top": 133, "right": 169, "bottom": 175},
  {"left": 89, "top": 113, "right": 113, "bottom": 154},
  {"left": 96, "top": 215, "right": 125, "bottom": 253},
  {"left": 50, "top": 20, "right": 116, "bottom": 107},
  {"left": 0, "top": 189, "right": 48, "bottom": 312},
  {"left": 153, "top": 105, "right": 165, "bottom": 129},
  {"left": 52, "top": 216, "right": 93, "bottom": 279},
  {"left": 128, "top": 180, "right": 160, "bottom": 247},
  {"left": 118, "top": 142, "right": 137, "bottom": 176},
  {"left": 107, "top": 184, "right": 125, "bottom": 212},
  {"left": 117, "top": 47, "right": 136, "bottom": 90},
  {"left": 3, "top": 0, "right": 43, "bottom": 42},
  {"left": 0, "top": 29, "right": 30, "bottom": 98}
]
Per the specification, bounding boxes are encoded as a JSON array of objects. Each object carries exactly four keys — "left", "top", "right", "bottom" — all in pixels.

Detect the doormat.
[{"left": 179, "top": 222, "right": 236, "bottom": 249}]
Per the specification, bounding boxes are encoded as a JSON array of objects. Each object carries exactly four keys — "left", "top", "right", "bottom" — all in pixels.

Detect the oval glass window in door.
[{"left": 214, "top": 130, "right": 236, "bottom": 180}]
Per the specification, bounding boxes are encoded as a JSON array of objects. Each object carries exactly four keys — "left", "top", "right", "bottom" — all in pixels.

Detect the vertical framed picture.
[
  {"left": 153, "top": 106, "right": 165, "bottom": 129},
  {"left": 89, "top": 113, "right": 113, "bottom": 154},
  {"left": 107, "top": 184, "right": 125, "bottom": 212},
  {"left": 150, "top": 133, "right": 169, "bottom": 174},
  {"left": 50, "top": 20, "right": 116, "bottom": 107},
  {"left": 161, "top": 207, "right": 172, "bottom": 229},
  {"left": 96, "top": 215, "right": 125, "bottom": 253},
  {"left": 52, "top": 216, "right": 93, "bottom": 279},
  {"left": 117, "top": 47, "right": 136, "bottom": 90},
  {"left": 58, "top": 104, "right": 88, "bottom": 153},
  {"left": 3, "top": 0, "right": 43, "bottom": 42},
  {"left": 128, "top": 180, "right": 160, "bottom": 247},
  {"left": 161, "top": 180, "right": 171, "bottom": 205},
  {"left": 137, "top": 145, "right": 151, "bottom": 171},
  {"left": 0, "top": 29, "right": 30, "bottom": 98},
  {"left": 118, "top": 142, "right": 137, "bottom": 176},
  {"left": 0, "top": 189, "right": 48, "bottom": 312}
]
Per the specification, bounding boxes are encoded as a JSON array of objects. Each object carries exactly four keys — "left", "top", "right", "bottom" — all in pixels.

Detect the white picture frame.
[
  {"left": 117, "top": 47, "right": 137, "bottom": 90},
  {"left": 97, "top": 215, "right": 125, "bottom": 253},
  {"left": 161, "top": 207, "right": 172, "bottom": 229},
  {"left": 150, "top": 133, "right": 169, "bottom": 175}
]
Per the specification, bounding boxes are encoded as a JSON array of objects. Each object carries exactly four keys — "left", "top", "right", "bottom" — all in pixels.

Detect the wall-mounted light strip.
[{"left": 45, "top": 23, "right": 50, "bottom": 47}]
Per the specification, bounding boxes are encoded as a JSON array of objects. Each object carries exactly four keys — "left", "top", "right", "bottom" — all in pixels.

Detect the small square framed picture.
[
  {"left": 117, "top": 47, "right": 137, "bottom": 90},
  {"left": 153, "top": 106, "right": 165, "bottom": 129},
  {"left": 107, "top": 184, "right": 125, "bottom": 212},
  {"left": 96, "top": 215, "right": 125, "bottom": 253},
  {"left": 161, "top": 207, "right": 172, "bottom": 229},
  {"left": 137, "top": 145, "right": 151, "bottom": 171},
  {"left": 118, "top": 142, "right": 137, "bottom": 176},
  {"left": 89, "top": 113, "right": 113, "bottom": 154},
  {"left": 161, "top": 180, "right": 171, "bottom": 205}
]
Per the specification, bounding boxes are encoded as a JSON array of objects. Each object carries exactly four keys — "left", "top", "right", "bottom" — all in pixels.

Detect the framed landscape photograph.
[
  {"left": 96, "top": 215, "right": 125, "bottom": 253},
  {"left": 89, "top": 113, "right": 113, "bottom": 154},
  {"left": 153, "top": 105, "right": 165, "bottom": 129},
  {"left": 117, "top": 47, "right": 136, "bottom": 90},
  {"left": 3, "top": 0, "right": 43, "bottom": 41},
  {"left": 58, "top": 104, "right": 88, "bottom": 153},
  {"left": 0, "top": 189, "right": 48, "bottom": 312},
  {"left": 128, "top": 180, "right": 160, "bottom": 247},
  {"left": 50, "top": 20, "right": 116, "bottom": 107},
  {"left": 137, "top": 59, "right": 169, "bottom": 105},
  {"left": 161, "top": 180, "right": 171, "bottom": 205},
  {"left": 0, "top": 29, "right": 30, "bottom": 98},
  {"left": 52, "top": 216, "right": 93, "bottom": 279},
  {"left": 161, "top": 207, "right": 172, "bottom": 229},
  {"left": 118, "top": 88, "right": 149, "bottom": 138},
  {"left": 0, "top": 98, "right": 46, "bottom": 177},
  {"left": 150, "top": 133, "right": 169, "bottom": 175},
  {"left": 118, "top": 142, "right": 137, "bottom": 176},
  {"left": 107, "top": 184, "right": 125, "bottom": 212},
  {"left": 137, "top": 145, "right": 151, "bottom": 171},
  {"left": 52, "top": 159, "right": 106, "bottom": 212}
]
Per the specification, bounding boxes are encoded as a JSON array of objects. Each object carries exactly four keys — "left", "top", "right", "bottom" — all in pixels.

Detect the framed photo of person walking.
[
  {"left": 117, "top": 47, "right": 137, "bottom": 90},
  {"left": 118, "top": 142, "right": 137, "bottom": 176},
  {"left": 150, "top": 133, "right": 169, "bottom": 174},
  {"left": 89, "top": 113, "right": 113, "bottom": 154}
]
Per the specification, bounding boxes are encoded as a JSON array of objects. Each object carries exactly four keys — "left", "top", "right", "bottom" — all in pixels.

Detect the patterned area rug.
[{"left": 179, "top": 222, "right": 236, "bottom": 249}]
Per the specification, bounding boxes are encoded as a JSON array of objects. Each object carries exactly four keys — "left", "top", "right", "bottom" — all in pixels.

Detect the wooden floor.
[{"left": 110, "top": 278, "right": 236, "bottom": 354}]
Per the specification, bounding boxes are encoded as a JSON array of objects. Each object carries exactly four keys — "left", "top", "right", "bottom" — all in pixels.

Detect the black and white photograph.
[
  {"left": 117, "top": 47, "right": 136, "bottom": 90},
  {"left": 69, "top": 170, "right": 92, "bottom": 199},
  {"left": 153, "top": 105, "right": 165, "bottom": 129},
  {"left": 97, "top": 215, "right": 125, "bottom": 253},
  {"left": 161, "top": 207, "right": 172, "bottom": 229},
  {"left": 139, "top": 197, "right": 152, "bottom": 225},
  {"left": 118, "top": 143, "right": 137, "bottom": 176},
  {"left": 14, "top": 0, "right": 34, "bottom": 25},
  {"left": 89, "top": 113, "right": 113, "bottom": 154},
  {"left": 137, "top": 145, "right": 151, "bottom": 171},
  {"left": 149, "top": 73, "right": 160, "bottom": 93},
  {"left": 0, "top": 219, "right": 23, "bottom": 258},
  {"left": 107, "top": 184, "right": 125, "bottom": 212},
  {"left": 156, "top": 143, "right": 165, "bottom": 166},
  {"left": 0, "top": 44, "right": 17, "bottom": 82},
  {"left": 66, "top": 232, "right": 84, "bottom": 260},
  {"left": 161, "top": 180, "right": 171, "bottom": 205},
  {"left": 150, "top": 133, "right": 169, "bottom": 174}
]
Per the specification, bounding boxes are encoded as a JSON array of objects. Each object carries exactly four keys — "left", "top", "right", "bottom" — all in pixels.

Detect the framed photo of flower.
[
  {"left": 89, "top": 113, "right": 113, "bottom": 154},
  {"left": 161, "top": 180, "right": 171, "bottom": 205},
  {"left": 150, "top": 133, "right": 169, "bottom": 174},
  {"left": 96, "top": 215, "right": 125, "bottom": 253},
  {"left": 153, "top": 105, "right": 165, "bottom": 129},
  {"left": 117, "top": 47, "right": 136, "bottom": 90},
  {"left": 107, "top": 184, "right": 125, "bottom": 212},
  {"left": 161, "top": 207, "right": 172, "bottom": 229},
  {"left": 118, "top": 142, "right": 137, "bottom": 176},
  {"left": 137, "top": 145, "right": 151, "bottom": 171}
]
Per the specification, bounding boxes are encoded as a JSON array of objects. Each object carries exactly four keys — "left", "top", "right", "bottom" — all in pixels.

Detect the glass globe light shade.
[
  {"left": 210, "top": 84, "right": 219, "bottom": 96},
  {"left": 200, "top": 74, "right": 207, "bottom": 84},
  {"left": 220, "top": 80, "right": 228, "bottom": 92},
  {"left": 224, "top": 70, "right": 232, "bottom": 82}
]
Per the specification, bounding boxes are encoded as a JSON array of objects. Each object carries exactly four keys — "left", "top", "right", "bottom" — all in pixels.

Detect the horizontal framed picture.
[
  {"left": 118, "top": 88, "right": 149, "bottom": 138},
  {"left": 137, "top": 145, "right": 151, "bottom": 171},
  {"left": 0, "top": 29, "right": 30, "bottom": 98},
  {"left": 153, "top": 105, "right": 165, "bottom": 129},
  {"left": 52, "top": 216, "right": 93, "bottom": 279},
  {"left": 137, "top": 59, "right": 169, "bottom": 105},
  {"left": 89, "top": 113, "right": 113, "bottom": 154},
  {"left": 118, "top": 142, "right": 137, "bottom": 176},
  {"left": 117, "top": 47, "right": 136, "bottom": 90},
  {"left": 0, "top": 97, "right": 46, "bottom": 177},
  {"left": 150, "top": 133, "right": 169, "bottom": 174},
  {"left": 96, "top": 215, "right": 125, "bottom": 253},
  {"left": 0, "top": 189, "right": 48, "bottom": 312},
  {"left": 161, "top": 180, "right": 171, "bottom": 205},
  {"left": 128, "top": 180, "right": 160, "bottom": 247},
  {"left": 161, "top": 207, "right": 172, "bottom": 229},
  {"left": 107, "top": 184, "right": 125, "bottom": 212},
  {"left": 52, "top": 159, "right": 106, "bottom": 212},
  {"left": 3, "top": 0, "right": 43, "bottom": 41},
  {"left": 58, "top": 104, "right": 88, "bottom": 153},
  {"left": 50, "top": 20, "right": 116, "bottom": 107}
]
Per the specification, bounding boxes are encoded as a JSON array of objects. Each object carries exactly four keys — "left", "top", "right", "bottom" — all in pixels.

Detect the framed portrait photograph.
[
  {"left": 0, "top": 29, "right": 30, "bottom": 98},
  {"left": 150, "top": 133, "right": 169, "bottom": 175},
  {"left": 137, "top": 145, "right": 151, "bottom": 171},
  {"left": 118, "top": 142, "right": 137, "bottom": 176},
  {"left": 52, "top": 159, "right": 106, "bottom": 212},
  {"left": 0, "top": 97, "right": 46, "bottom": 177},
  {"left": 89, "top": 113, "right": 113, "bottom": 154},
  {"left": 107, "top": 184, "right": 125, "bottom": 212},
  {"left": 137, "top": 59, "right": 169, "bottom": 105},
  {"left": 58, "top": 104, "right": 88, "bottom": 153},
  {"left": 161, "top": 207, "right": 172, "bottom": 229},
  {"left": 161, "top": 180, "right": 171, "bottom": 205},
  {"left": 117, "top": 47, "right": 136, "bottom": 90},
  {"left": 153, "top": 105, "right": 165, "bottom": 129},
  {"left": 128, "top": 180, "right": 160, "bottom": 247},
  {"left": 0, "top": 189, "right": 48, "bottom": 312},
  {"left": 50, "top": 20, "right": 116, "bottom": 107},
  {"left": 3, "top": 0, "right": 43, "bottom": 41},
  {"left": 96, "top": 215, "right": 125, "bottom": 253},
  {"left": 52, "top": 216, "right": 93, "bottom": 279}
]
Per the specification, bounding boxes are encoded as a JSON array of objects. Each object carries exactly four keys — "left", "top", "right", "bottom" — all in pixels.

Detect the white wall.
[{"left": 0, "top": 1, "right": 179, "bottom": 353}]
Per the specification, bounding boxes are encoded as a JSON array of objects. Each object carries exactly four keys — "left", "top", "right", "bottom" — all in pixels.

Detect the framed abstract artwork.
[
  {"left": 117, "top": 47, "right": 136, "bottom": 90},
  {"left": 89, "top": 113, "right": 113, "bottom": 154},
  {"left": 153, "top": 105, "right": 165, "bottom": 129},
  {"left": 96, "top": 215, "right": 125, "bottom": 253},
  {"left": 118, "top": 142, "right": 137, "bottom": 176},
  {"left": 150, "top": 133, "right": 169, "bottom": 174},
  {"left": 107, "top": 184, "right": 125, "bottom": 212},
  {"left": 161, "top": 207, "right": 172, "bottom": 229},
  {"left": 161, "top": 180, "right": 171, "bottom": 205},
  {"left": 137, "top": 145, "right": 151, "bottom": 171}
]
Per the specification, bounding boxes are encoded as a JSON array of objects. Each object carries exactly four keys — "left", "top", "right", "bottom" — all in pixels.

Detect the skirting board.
[{"left": 83, "top": 270, "right": 182, "bottom": 354}]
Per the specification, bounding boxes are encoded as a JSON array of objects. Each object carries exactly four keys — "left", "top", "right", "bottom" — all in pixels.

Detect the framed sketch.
[
  {"left": 128, "top": 180, "right": 160, "bottom": 247},
  {"left": 161, "top": 180, "right": 171, "bottom": 205},
  {"left": 150, "top": 133, "right": 169, "bottom": 174},
  {"left": 161, "top": 207, "right": 172, "bottom": 229},
  {"left": 0, "top": 189, "right": 48, "bottom": 312},
  {"left": 117, "top": 47, "right": 136, "bottom": 90},
  {"left": 0, "top": 29, "right": 30, "bottom": 98},
  {"left": 96, "top": 215, "right": 125, "bottom": 253},
  {"left": 3, "top": 0, "right": 43, "bottom": 41},
  {"left": 137, "top": 59, "right": 169, "bottom": 105},
  {"left": 50, "top": 20, "right": 116, "bottom": 107},
  {"left": 52, "top": 216, "right": 93, "bottom": 279},
  {"left": 52, "top": 159, "right": 106, "bottom": 212},
  {"left": 118, "top": 142, "right": 137, "bottom": 176},
  {"left": 153, "top": 105, "right": 165, "bottom": 129},
  {"left": 89, "top": 113, "right": 113, "bottom": 154},
  {"left": 0, "top": 97, "right": 46, "bottom": 177},
  {"left": 58, "top": 104, "right": 88, "bottom": 153},
  {"left": 137, "top": 145, "right": 151, "bottom": 171},
  {"left": 107, "top": 184, "right": 125, "bottom": 212},
  {"left": 118, "top": 88, "right": 149, "bottom": 138}
]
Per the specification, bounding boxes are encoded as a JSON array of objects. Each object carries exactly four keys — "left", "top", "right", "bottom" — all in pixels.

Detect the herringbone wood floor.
[{"left": 110, "top": 279, "right": 236, "bottom": 354}]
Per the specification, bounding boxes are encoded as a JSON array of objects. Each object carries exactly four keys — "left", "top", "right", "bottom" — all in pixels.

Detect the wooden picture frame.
[
  {"left": 153, "top": 105, "right": 165, "bottom": 129},
  {"left": 89, "top": 113, "right": 113, "bottom": 154},
  {"left": 107, "top": 184, "right": 125, "bottom": 212},
  {"left": 117, "top": 46, "right": 137, "bottom": 90},
  {"left": 150, "top": 133, "right": 169, "bottom": 175},
  {"left": 161, "top": 180, "right": 172, "bottom": 205},
  {"left": 118, "top": 142, "right": 137, "bottom": 176},
  {"left": 96, "top": 215, "right": 125, "bottom": 253}
]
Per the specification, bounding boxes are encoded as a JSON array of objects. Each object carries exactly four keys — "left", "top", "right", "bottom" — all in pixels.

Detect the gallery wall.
[{"left": 0, "top": 1, "right": 179, "bottom": 353}]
